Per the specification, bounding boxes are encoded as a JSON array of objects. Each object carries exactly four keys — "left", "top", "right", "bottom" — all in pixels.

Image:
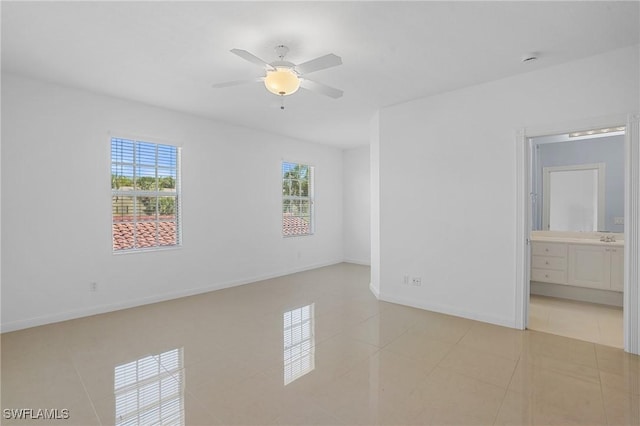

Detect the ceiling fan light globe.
[{"left": 264, "top": 68, "right": 300, "bottom": 96}]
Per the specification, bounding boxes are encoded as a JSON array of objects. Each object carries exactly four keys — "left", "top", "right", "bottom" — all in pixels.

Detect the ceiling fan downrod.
[{"left": 274, "top": 45, "right": 289, "bottom": 61}]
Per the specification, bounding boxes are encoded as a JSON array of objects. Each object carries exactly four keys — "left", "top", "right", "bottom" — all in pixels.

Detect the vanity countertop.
[{"left": 530, "top": 231, "right": 624, "bottom": 247}]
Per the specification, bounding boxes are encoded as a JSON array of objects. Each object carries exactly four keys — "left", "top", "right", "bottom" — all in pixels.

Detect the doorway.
[
  {"left": 515, "top": 114, "right": 640, "bottom": 355},
  {"left": 527, "top": 129, "right": 625, "bottom": 347}
]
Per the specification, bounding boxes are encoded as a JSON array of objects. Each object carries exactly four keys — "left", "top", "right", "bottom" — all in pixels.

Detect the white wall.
[
  {"left": 1, "top": 73, "right": 344, "bottom": 332},
  {"left": 374, "top": 45, "right": 640, "bottom": 327},
  {"left": 342, "top": 146, "right": 370, "bottom": 265}
]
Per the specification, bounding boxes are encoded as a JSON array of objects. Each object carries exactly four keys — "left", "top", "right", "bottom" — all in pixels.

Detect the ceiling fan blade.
[
  {"left": 230, "top": 49, "right": 275, "bottom": 70},
  {"left": 295, "top": 53, "right": 342, "bottom": 75},
  {"left": 300, "top": 78, "right": 343, "bottom": 99},
  {"left": 211, "top": 78, "right": 263, "bottom": 89}
]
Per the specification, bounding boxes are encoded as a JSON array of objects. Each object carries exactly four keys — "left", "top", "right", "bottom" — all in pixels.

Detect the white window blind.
[
  {"left": 282, "top": 162, "right": 314, "bottom": 237},
  {"left": 111, "top": 137, "right": 181, "bottom": 251},
  {"left": 283, "top": 304, "right": 315, "bottom": 385},
  {"left": 114, "top": 348, "right": 184, "bottom": 426}
]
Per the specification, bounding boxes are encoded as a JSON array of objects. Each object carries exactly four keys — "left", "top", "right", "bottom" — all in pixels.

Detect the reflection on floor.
[
  {"left": 529, "top": 294, "right": 623, "bottom": 348},
  {"left": 2, "top": 263, "right": 639, "bottom": 425}
]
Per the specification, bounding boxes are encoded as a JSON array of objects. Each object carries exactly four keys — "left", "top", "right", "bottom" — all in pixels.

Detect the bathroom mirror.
[
  {"left": 543, "top": 164, "right": 604, "bottom": 232},
  {"left": 531, "top": 131, "right": 625, "bottom": 232}
]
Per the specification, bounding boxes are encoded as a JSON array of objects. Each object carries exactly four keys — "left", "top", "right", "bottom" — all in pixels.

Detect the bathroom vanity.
[{"left": 530, "top": 231, "right": 624, "bottom": 305}]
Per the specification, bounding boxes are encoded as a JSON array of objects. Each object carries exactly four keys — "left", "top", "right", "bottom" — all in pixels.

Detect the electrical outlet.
[
  {"left": 403, "top": 275, "right": 410, "bottom": 285},
  {"left": 411, "top": 277, "right": 422, "bottom": 286},
  {"left": 89, "top": 282, "right": 97, "bottom": 292}
]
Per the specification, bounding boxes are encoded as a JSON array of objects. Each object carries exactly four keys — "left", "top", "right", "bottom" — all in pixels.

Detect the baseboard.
[
  {"left": 369, "top": 282, "right": 380, "bottom": 299},
  {"left": 530, "top": 281, "right": 623, "bottom": 307},
  {"left": 343, "top": 258, "right": 371, "bottom": 266},
  {"left": 1, "top": 259, "right": 343, "bottom": 333},
  {"left": 378, "top": 293, "right": 515, "bottom": 329}
]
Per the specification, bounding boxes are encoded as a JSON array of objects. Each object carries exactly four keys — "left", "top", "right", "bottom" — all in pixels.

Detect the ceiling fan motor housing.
[
  {"left": 265, "top": 65, "right": 300, "bottom": 96},
  {"left": 270, "top": 60, "right": 297, "bottom": 71}
]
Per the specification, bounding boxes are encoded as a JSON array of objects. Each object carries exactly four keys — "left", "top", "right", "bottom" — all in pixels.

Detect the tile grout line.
[
  {"left": 593, "top": 344, "right": 613, "bottom": 426},
  {"left": 67, "top": 345, "right": 103, "bottom": 426}
]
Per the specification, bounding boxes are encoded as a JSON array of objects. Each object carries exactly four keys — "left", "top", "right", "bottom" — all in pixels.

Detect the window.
[
  {"left": 111, "top": 137, "right": 181, "bottom": 252},
  {"left": 282, "top": 162, "right": 314, "bottom": 236}
]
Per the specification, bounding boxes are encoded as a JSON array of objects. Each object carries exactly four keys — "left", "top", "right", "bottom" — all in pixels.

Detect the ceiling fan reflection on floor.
[{"left": 212, "top": 45, "right": 343, "bottom": 107}]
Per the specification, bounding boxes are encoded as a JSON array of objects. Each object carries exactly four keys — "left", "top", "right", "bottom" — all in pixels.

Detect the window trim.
[{"left": 111, "top": 136, "right": 182, "bottom": 253}]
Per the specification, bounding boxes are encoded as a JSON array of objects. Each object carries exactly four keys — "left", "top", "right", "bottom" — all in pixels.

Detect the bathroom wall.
[{"left": 533, "top": 134, "right": 625, "bottom": 232}]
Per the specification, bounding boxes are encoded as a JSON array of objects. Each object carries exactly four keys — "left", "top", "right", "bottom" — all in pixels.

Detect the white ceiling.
[{"left": 2, "top": 1, "right": 639, "bottom": 148}]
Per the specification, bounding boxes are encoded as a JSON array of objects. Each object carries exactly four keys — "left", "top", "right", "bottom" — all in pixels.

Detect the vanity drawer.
[
  {"left": 532, "top": 255, "right": 566, "bottom": 271},
  {"left": 531, "top": 268, "right": 567, "bottom": 284},
  {"left": 532, "top": 242, "right": 567, "bottom": 257}
]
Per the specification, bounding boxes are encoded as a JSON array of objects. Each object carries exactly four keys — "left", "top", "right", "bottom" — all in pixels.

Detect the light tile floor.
[
  {"left": 1, "top": 263, "right": 639, "bottom": 425},
  {"left": 529, "top": 294, "right": 624, "bottom": 348}
]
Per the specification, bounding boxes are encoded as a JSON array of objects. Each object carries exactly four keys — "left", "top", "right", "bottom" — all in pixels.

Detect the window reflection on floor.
[
  {"left": 114, "top": 348, "right": 184, "bottom": 425},
  {"left": 283, "top": 303, "right": 315, "bottom": 385}
]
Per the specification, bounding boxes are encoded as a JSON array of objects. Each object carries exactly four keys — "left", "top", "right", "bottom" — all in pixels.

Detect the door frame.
[{"left": 515, "top": 113, "right": 640, "bottom": 355}]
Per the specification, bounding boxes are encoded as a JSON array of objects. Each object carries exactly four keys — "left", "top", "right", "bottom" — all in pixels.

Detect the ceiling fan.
[{"left": 212, "top": 45, "right": 343, "bottom": 101}]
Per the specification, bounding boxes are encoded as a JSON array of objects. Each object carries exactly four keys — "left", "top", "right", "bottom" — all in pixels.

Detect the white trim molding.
[
  {"left": 514, "top": 128, "right": 529, "bottom": 330},
  {"left": 344, "top": 259, "right": 371, "bottom": 266},
  {"left": 369, "top": 282, "right": 380, "bottom": 299},
  {"left": 624, "top": 113, "right": 640, "bottom": 354},
  {"left": 380, "top": 293, "right": 514, "bottom": 329}
]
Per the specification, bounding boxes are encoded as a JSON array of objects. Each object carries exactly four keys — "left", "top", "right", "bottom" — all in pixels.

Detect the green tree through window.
[{"left": 282, "top": 162, "right": 313, "bottom": 236}]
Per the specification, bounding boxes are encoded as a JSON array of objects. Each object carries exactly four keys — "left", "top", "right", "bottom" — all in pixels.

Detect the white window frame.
[
  {"left": 111, "top": 137, "right": 182, "bottom": 253},
  {"left": 282, "top": 161, "right": 315, "bottom": 237}
]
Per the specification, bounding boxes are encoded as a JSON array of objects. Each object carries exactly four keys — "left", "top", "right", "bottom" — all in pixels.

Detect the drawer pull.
[
  {"left": 545, "top": 274, "right": 549, "bottom": 278},
  {"left": 545, "top": 261, "right": 549, "bottom": 265},
  {"left": 545, "top": 248, "right": 549, "bottom": 252}
]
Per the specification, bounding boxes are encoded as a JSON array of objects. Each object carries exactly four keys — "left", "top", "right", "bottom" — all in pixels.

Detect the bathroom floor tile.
[{"left": 529, "top": 295, "right": 623, "bottom": 348}]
